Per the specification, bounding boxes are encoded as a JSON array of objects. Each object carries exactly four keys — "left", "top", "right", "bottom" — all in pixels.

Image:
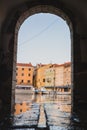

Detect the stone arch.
[
  {"left": 15, "top": 4, "right": 73, "bottom": 107},
  {"left": 0, "top": 0, "right": 87, "bottom": 128},
  {"left": 15, "top": 4, "right": 73, "bottom": 95},
  {"left": 14, "top": 4, "right": 73, "bottom": 98},
  {"left": 0, "top": 2, "right": 74, "bottom": 126}
]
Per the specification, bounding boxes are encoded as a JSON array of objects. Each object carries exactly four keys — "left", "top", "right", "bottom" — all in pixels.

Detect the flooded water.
[{"left": 10, "top": 93, "right": 86, "bottom": 130}]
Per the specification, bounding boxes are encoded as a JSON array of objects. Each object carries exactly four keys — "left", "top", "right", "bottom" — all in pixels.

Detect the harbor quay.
[{"left": 4, "top": 94, "right": 85, "bottom": 130}]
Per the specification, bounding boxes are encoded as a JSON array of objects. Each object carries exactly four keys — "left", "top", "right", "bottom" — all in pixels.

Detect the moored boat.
[{"left": 15, "top": 85, "right": 34, "bottom": 94}]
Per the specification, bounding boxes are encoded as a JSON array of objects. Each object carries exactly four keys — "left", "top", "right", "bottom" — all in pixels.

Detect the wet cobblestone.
[{"left": 2, "top": 94, "right": 87, "bottom": 130}]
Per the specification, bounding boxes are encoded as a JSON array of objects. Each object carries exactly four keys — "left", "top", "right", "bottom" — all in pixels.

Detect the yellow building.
[
  {"left": 16, "top": 63, "right": 34, "bottom": 86},
  {"left": 36, "top": 64, "right": 52, "bottom": 89},
  {"left": 35, "top": 62, "right": 71, "bottom": 89}
]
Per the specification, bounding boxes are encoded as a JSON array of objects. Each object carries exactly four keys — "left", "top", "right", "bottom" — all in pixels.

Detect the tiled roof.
[{"left": 17, "top": 63, "right": 33, "bottom": 67}]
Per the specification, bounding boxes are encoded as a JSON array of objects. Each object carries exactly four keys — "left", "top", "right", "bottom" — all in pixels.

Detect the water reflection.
[{"left": 13, "top": 94, "right": 72, "bottom": 129}]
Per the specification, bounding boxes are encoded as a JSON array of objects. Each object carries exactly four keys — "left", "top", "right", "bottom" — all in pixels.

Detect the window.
[
  {"left": 14, "top": 108, "right": 16, "bottom": 112},
  {"left": 16, "top": 68, "right": 18, "bottom": 70},
  {"left": 43, "top": 79, "right": 45, "bottom": 82},
  {"left": 22, "top": 68, "right": 24, "bottom": 70},
  {"left": 16, "top": 73, "right": 18, "bottom": 76},
  {"left": 28, "top": 74, "right": 30, "bottom": 76},
  {"left": 20, "top": 109, "right": 22, "bottom": 112},
  {"left": 29, "top": 68, "right": 31, "bottom": 71},
  {"left": 47, "top": 78, "right": 51, "bottom": 83},
  {"left": 22, "top": 73, "right": 24, "bottom": 76},
  {"left": 28, "top": 80, "right": 30, "bottom": 83},
  {"left": 21, "top": 80, "right": 23, "bottom": 83}
]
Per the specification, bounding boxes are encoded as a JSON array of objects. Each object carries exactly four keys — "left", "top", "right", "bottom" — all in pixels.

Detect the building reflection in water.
[
  {"left": 14, "top": 94, "right": 71, "bottom": 129},
  {"left": 14, "top": 102, "right": 31, "bottom": 115}
]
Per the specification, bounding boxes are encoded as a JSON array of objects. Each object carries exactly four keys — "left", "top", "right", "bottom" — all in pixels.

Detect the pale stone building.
[
  {"left": 63, "top": 62, "right": 71, "bottom": 86},
  {"left": 55, "top": 64, "right": 64, "bottom": 87},
  {"left": 45, "top": 67, "right": 55, "bottom": 87}
]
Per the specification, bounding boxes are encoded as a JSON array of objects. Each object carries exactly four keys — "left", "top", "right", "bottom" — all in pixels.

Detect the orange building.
[{"left": 16, "top": 63, "right": 34, "bottom": 86}]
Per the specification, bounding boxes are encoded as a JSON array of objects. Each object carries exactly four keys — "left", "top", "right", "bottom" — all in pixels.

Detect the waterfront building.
[
  {"left": 16, "top": 62, "right": 71, "bottom": 92},
  {"left": 55, "top": 62, "right": 71, "bottom": 87},
  {"left": 64, "top": 62, "right": 71, "bottom": 86},
  {"left": 44, "top": 65, "right": 55, "bottom": 91},
  {"left": 45, "top": 67, "right": 55, "bottom": 87},
  {"left": 36, "top": 64, "right": 52, "bottom": 89},
  {"left": 55, "top": 64, "right": 64, "bottom": 87},
  {"left": 16, "top": 63, "right": 34, "bottom": 86}
]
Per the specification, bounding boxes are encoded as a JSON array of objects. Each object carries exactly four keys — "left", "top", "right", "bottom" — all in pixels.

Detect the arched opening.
[
  {"left": 17, "top": 13, "right": 71, "bottom": 66},
  {"left": 1, "top": 1, "right": 87, "bottom": 129},
  {"left": 13, "top": 5, "right": 73, "bottom": 129},
  {"left": 2, "top": 2, "right": 83, "bottom": 129}
]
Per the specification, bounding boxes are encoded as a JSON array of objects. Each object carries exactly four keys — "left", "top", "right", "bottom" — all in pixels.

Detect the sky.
[{"left": 17, "top": 13, "right": 71, "bottom": 66}]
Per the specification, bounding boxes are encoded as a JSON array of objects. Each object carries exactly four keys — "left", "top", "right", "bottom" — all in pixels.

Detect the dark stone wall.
[{"left": 0, "top": 0, "right": 87, "bottom": 127}]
